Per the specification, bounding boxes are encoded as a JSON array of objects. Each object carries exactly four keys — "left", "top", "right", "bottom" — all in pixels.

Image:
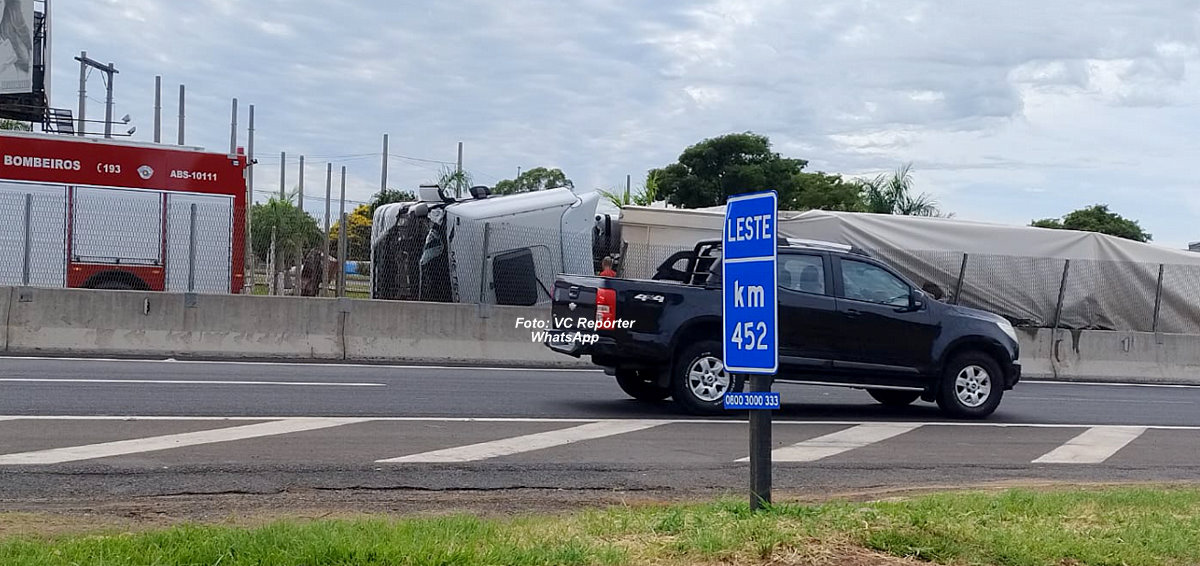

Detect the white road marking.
[
  {"left": 377, "top": 420, "right": 667, "bottom": 463},
  {"left": 0, "top": 378, "right": 384, "bottom": 387},
  {"left": 1023, "top": 380, "right": 1199, "bottom": 389},
  {"left": 0, "top": 356, "right": 600, "bottom": 372},
  {"left": 741, "top": 423, "right": 923, "bottom": 462},
  {"left": 1032, "top": 426, "right": 1147, "bottom": 464},
  {"left": 0, "top": 417, "right": 368, "bottom": 465}
]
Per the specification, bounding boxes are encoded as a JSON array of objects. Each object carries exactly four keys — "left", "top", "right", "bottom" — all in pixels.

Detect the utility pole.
[
  {"left": 456, "top": 141, "right": 463, "bottom": 198},
  {"left": 324, "top": 163, "right": 333, "bottom": 298},
  {"left": 74, "top": 52, "right": 119, "bottom": 137},
  {"left": 177, "top": 84, "right": 185, "bottom": 145},
  {"left": 245, "top": 104, "right": 255, "bottom": 294},
  {"left": 381, "top": 133, "right": 389, "bottom": 194},
  {"left": 229, "top": 98, "right": 238, "bottom": 154},
  {"left": 279, "top": 151, "right": 286, "bottom": 200},
  {"left": 338, "top": 166, "right": 347, "bottom": 296},
  {"left": 75, "top": 51, "right": 86, "bottom": 136},
  {"left": 323, "top": 163, "right": 332, "bottom": 297},
  {"left": 153, "top": 76, "right": 161, "bottom": 143}
]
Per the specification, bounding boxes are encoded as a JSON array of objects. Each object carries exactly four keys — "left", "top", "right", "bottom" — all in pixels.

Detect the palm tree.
[
  {"left": 858, "top": 163, "right": 947, "bottom": 217},
  {"left": 597, "top": 172, "right": 660, "bottom": 209}
]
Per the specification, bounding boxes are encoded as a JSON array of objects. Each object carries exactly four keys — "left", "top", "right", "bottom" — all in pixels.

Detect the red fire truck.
[{"left": 0, "top": 130, "right": 248, "bottom": 293}]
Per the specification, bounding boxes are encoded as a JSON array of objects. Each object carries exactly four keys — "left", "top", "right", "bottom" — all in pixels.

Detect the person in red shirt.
[{"left": 598, "top": 256, "right": 617, "bottom": 277}]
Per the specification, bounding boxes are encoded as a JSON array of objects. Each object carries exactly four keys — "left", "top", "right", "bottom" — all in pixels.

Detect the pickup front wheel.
[
  {"left": 672, "top": 340, "right": 743, "bottom": 415},
  {"left": 936, "top": 352, "right": 1004, "bottom": 418}
]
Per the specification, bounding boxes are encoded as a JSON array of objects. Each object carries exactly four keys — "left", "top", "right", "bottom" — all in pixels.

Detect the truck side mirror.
[{"left": 910, "top": 288, "right": 926, "bottom": 310}]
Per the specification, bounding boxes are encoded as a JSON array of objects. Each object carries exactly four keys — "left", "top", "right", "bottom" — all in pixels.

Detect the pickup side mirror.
[{"left": 909, "top": 288, "right": 926, "bottom": 311}]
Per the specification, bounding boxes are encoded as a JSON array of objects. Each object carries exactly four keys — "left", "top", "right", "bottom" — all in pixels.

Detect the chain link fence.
[
  {"left": 2, "top": 181, "right": 236, "bottom": 293},
  {"left": 7, "top": 176, "right": 1200, "bottom": 335}
]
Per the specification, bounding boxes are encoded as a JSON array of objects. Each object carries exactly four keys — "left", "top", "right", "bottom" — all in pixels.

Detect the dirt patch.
[{"left": 2, "top": 479, "right": 1198, "bottom": 539}]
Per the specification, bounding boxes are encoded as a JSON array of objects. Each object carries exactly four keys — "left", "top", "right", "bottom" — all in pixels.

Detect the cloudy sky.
[{"left": 45, "top": 0, "right": 1200, "bottom": 248}]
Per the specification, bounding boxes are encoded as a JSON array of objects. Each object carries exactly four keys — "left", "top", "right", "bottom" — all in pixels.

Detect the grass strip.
[{"left": 3, "top": 485, "right": 1200, "bottom": 565}]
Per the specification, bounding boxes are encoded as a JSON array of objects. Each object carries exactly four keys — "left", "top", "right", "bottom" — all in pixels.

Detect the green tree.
[
  {"left": 650, "top": 132, "right": 809, "bottom": 209},
  {"left": 330, "top": 204, "right": 374, "bottom": 260},
  {"left": 0, "top": 119, "right": 31, "bottom": 131},
  {"left": 368, "top": 188, "right": 416, "bottom": 215},
  {"left": 250, "top": 197, "right": 322, "bottom": 267},
  {"left": 431, "top": 165, "right": 474, "bottom": 198},
  {"left": 597, "top": 172, "right": 661, "bottom": 208},
  {"left": 789, "top": 171, "right": 864, "bottom": 212},
  {"left": 493, "top": 167, "right": 573, "bottom": 195},
  {"left": 1032, "top": 204, "right": 1151, "bottom": 242},
  {"left": 856, "top": 163, "right": 947, "bottom": 217}
]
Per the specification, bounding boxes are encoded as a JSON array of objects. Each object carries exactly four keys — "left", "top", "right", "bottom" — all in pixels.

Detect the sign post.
[{"left": 721, "top": 191, "right": 779, "bottom": 511}]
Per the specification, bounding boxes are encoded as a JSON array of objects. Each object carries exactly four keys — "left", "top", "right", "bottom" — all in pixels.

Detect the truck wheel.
[
  {"left": 615, "top": 370, "right": 671, "bottom": 402},
  {"left": 936, "top": 352, "right": 1004, "bottom": 419},
  {"left": 867, "top": 389, "right": 920, "bottom": 407},
  {"left": 671, "top": 340, "right": 742, "bottom": 415},
  {"left": 93, "top": 280, "right": 135, "bottom": 290}
]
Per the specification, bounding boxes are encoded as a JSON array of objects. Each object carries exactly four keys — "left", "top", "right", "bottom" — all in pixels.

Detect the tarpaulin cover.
[{"left": 618, "top": 206, "right": 1200, "bottom": 332}]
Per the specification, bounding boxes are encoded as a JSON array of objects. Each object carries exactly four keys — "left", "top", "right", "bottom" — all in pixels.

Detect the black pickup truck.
[{"left": 544, "top": 238, "right": 1021, "bottom": 418}]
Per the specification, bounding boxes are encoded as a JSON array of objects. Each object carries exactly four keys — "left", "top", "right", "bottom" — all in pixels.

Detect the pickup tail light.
[{"left": 596, "top": 288, "right": 616, "bottom": 329}]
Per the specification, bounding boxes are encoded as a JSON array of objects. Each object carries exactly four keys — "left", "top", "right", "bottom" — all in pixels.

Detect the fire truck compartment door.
[{"left": 72, "top": 186, "right": 164, "bottom": 264}]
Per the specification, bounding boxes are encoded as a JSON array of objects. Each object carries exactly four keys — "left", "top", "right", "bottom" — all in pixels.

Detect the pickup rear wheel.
[
  {"left": 936, "top": 352, "right": 1004, "bottom": 419},
  {"left": 867, "top": 389, "right": 920, "bottom": 407},
  {"left": 615, "top": 370, "right": 671, "bottom": 402},
  {"left": 672, "top": 340, "right": 743, "bottom": 415}
]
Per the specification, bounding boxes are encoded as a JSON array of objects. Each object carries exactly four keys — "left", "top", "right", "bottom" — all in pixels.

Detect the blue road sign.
[
  {"left": 723, "top": 392, "right": 781, "bottom": 410},
  {"left": 723, "top": 191, "right": 778, "bottom": 374}
]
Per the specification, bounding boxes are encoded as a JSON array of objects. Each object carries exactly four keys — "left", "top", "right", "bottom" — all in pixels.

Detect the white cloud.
[{"left": 40, "top": 0, "right": 1200, "bottom": 248}]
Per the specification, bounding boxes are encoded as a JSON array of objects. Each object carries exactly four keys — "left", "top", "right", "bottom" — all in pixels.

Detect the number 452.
[{"left": 731, "top": 321, "right": 768, "bottom": 350}]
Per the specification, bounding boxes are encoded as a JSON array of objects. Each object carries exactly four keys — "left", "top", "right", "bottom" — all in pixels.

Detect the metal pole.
[
  {"left": 749, "top": 373, "right": 772, "bottom": 511},
  {"left": 188, "top": 203, "right": 198, "bottom": 292},
  {"left": 381, "top": 133, "right": 388, "bottom": 193},
  {"left": 279, "top": 151, "right": 286, "bottom": 200},
  {"left": 153, "top": 75, "right": 161, "bottom": 143},
  {"left": 177, "top": 84, "right": 185, "bottom": 145},
  {"left": 953, "top": 253, "right": 969, "bottom": 305},
  {"left": 103, "top": 62, "right": 114, "bottom": 139},
  {"left": 76, "top": 51, "right": 86, "bottom": 136},
  {"left": 268, "top": 227, "right": 277, "bottom": 295},
  {"left": 479, "top": 224, "right": 491, "bottom": 303},
  {"left": 42, "top": 0, "right": 52, "bottom": 106},
  {"left": 229, "top": 98, "right": 238, "bottom": 154},
  {"left": 456, "top": 141, "right": 463, "bottom": 198},
  {"left": 322, "top": 163, "right": 332, "bottom": 297},
  {"left": 22, "top": 194, "right": 32, "bottom": 286},
  {"left": 245, "top": 104, "right": 255, "bottom": 294},
  {"left": 1053, "top": 260, "right": 1071, "bottom": 329},
  {"left": 1152, "top": 263, "right": 1165, "bottom": 333},
  {"left": 338, "top": 166, "right": 347, "bottom": 296},
  {"left": 298, "top": 155, "right": 305, "bottom": 212}
]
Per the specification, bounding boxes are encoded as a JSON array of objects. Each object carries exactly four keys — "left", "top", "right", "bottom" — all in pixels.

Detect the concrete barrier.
[
  {"left": 0, "top": 287, "right": 591, "bottom": 368},
  {"left": 4, "top": 286, "right": 1200, "bottom": 381}
]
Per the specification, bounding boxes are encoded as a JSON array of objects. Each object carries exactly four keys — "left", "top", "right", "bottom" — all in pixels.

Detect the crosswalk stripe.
[
  {"left": 740, "top": 423, "right": 923, "bottom": 462},
  {"left": 0, "top": 418, "right": 369, "bottom": 465},
  {"left": 1032, "top": 426, "right": 1147, "bottom": 464},
  {"left": 377, "top": 420, "right": 667, "bottom": 463}
]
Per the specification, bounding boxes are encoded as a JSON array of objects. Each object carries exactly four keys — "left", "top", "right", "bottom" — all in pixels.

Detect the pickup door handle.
[{"left": 845, "top": 309, "right": 863, "bottom": 318}]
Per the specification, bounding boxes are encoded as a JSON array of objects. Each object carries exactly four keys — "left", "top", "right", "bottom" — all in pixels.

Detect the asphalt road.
[
  {"left": 1, "top": 357, "right": 1199, "bottom": 505},
  {"left": 1, "top": 357, "right": 1199, "bottom": 425}
]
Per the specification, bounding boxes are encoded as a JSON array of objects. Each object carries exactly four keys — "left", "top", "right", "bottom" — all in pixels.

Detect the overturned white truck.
[{"left": 370, "top": 185, "right": 608, "bottom": 305}]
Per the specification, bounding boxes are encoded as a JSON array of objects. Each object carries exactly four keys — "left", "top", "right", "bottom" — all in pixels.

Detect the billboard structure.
[
  {"left": 0, "top": 0, "right": 34, "bottom": 96},
  {"left": 0, "top": 0, "right": 46, "bottom": 124}
]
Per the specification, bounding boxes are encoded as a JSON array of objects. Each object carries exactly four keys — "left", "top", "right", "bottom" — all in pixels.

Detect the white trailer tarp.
[{"left": 619, "top": 206, "right": 1200, "bottom": 332}]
